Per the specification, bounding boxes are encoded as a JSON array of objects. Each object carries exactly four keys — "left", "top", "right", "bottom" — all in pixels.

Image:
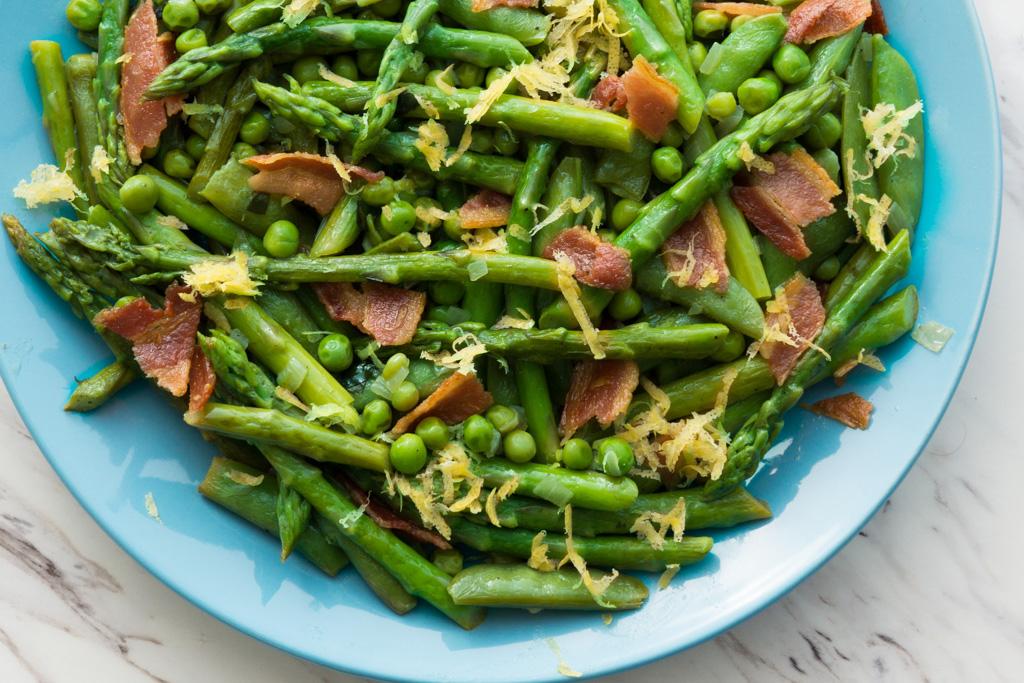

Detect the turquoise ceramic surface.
[{"left": 0, "top": 2, "right": 1000, "bottom": 681}]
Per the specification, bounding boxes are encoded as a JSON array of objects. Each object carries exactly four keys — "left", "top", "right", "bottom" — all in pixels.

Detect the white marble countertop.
[{"left": 2, "top": 1, "right": 1022, "bottom": 681}]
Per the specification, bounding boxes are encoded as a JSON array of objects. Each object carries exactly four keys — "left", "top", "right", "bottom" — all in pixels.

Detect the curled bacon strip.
[
  {"left": 392, "top": 372, "right": 494, "bottom": 435},
  {"left": 94, "top": 285, "right": 202, "bottom": 397},
  {"left": 865, "top": 0, "right": 889, "bottom": 34},
  {"left": 592, "top": 75, "right": 628, "bottom": 113},
  {"left": 243, "top": 152, "right": 382, "bottom": 215},
  {"left": 335, "top": 474, "right": 452, "bottom": 550},
  {"left": 622, "top": 56, "right": 679, "bottom": 142},
  {"left": 458, "top": 190, "right": 512, "bottom": 229},
  {"left": 314, "top": 282, "right": 426, "bottom": 346},
  {"left": 786, "top": 0, "right": 873, "bottom": 45},
  {"left": 188, "top": 345, "right": 217, "bottom": 414},
  {"left": 560, "top": 360, "right": 640, "bottom": 437},
  {"left": 692, "top": 2, "right": 782, "bottom": 16},
  {"left": 543, "top": 227, "right": 632, "bottom": 291},
  {"left": 760, "top": 273, "right": 826, "bottom": 385},
  {"left": 808, "top": 392, "right": 874, "bottom": 429},
  {"left": 662, "top": 201, "right": 730, "bottom": 294},
  {"left": 121, "top": 0, "right": 184, "bottom": 165}
]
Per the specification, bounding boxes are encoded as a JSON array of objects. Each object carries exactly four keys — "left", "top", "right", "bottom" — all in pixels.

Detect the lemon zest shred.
[
  {"left": 554, "top": 253, "right": 604, "bottom": 359},
  {"left": 183, "top": 252, "right": 262, "bottom": 297},
  {"left": 484, "top": 476, "right": 520, "bottom": 527},
  {"left": 414, "top": 119, "right": 449, "bottom": 172},
  {"left": 13, "top": 164, "right": 82, "bottom": 208}
]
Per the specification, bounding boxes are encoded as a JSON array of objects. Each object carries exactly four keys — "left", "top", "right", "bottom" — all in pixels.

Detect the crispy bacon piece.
[
  {"left": 243, "top": 152, "right": 383, "bottom": 215},
  {"left": 313, "top": 282, "right": 425, "bottom": 346},
  {"left": 692, "top": 2, "right": 782, "bottom": 15},
  {"left": 592, "top": 75, "right": 628, "bottom": 113},
  {"left": 865, "top": 0, "right": 888, "bottom": 34},
  {"left": 94, "top": 285, "right": 202, "bottom": 397},
  {"left": 188, "top": 345, "right": 216, "bottom": 414},
  {"left": 471, "top": 0, "right": 538, "bottom": 9},
  {"left": 121, "top": 0, "right": 184, "bottom": 165},
  {"left": 335, "top": 474, "right": 452, "bottom": 550},
  {"left": 731, "top": 148, "right": 840, "bottom": 260},
  {"left": 459, "top": 190, "right": 512, "bottom": 229},
  {"left": 786, "top": 0, "right": 873, "bottom": 45},
  {"left": 760, "top": 273, "right": 826, "bottom": 384},
  {"left": 622, "top": 56, "right": 679, "bottom": 142},
  {"left": 543, "top": 227, "right": 632, "bottom": 291},
  {"left": 560, "top": 360, "right": 640, "bottom": 437},
  {"left": 661, "top": 201, "right": 730, "bottom": 294},
  {"left": 808, "top": 392, "right": 874, "bottom": 429},
  {"left": 391, "top": 372, "right": 495, "bottom": 435}
]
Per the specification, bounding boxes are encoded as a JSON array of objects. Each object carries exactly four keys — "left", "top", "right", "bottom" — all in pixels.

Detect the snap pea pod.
[
  {"left": 799, "top": 24, "right": 863, "bottom": 88},
  {"left": 470, "top": 460, "right": 639, "bottom": 512},
  {"left": 825, "top": 241, "right": 875, "bottom": 309},
  {"left": 186, "top": 403, "right": 391, "bottom": 472},
  {"left": 30, "top": 42, "right": 85, "bottom": 201},
  {"left": 315, "top": 516, "right": 418, "bottom": 615},
  {"left": 697, "top": 14, "right": 788, "bottom": 95},
  {"left": 256, "top": 289, "right": 323, "bottom": 356},
  {"left": 198, "top": 456, "right": 349, "bottom": 576},
  {"left": 65, "top": 53, "right": 102, "bottom": 205},
  {"left": 676, "top": 0, "right": 692, "bottom": 41},
  {"left": 758, "top": 209, "right": 856, "bottom": 290},
  {"left": 225, "top": 0, "right": 366, "bottom": 33},
  {"left": 842, "top": 35, "right": 881, "bottom": 245},
  {"left": 872, "top": 35, "right": 925, "bottom": 237},
  {"left": 146, "top": 18, "right": 533, "bottom": 98},
  {"left": 437, "top": 0, "right": 549, "bottom": 46},
  {"left": 471, "top": 486, "right": 771, "bottom": 535},
  {"left": 260, "top": 445, "right": 486, "bottom": 629},
  {"left": 310, "top": 193, "right": 360, "bottom": 257},
  {"left": 641, "top": 0, "right": 691, "bottom": 64},
  {"left": 199, "top": 158, "right": 311, "bottom": 236},
  {"left": 449, "top": 518, "right": 712, "bottom": 572},
  {"left": 532, "top": 156, "right": 584, "bottom": 257},
  {"left": 65, "top": 361, "right": 136, "bottom": 412},
  {"left": 594, "top": 130, "right": 655, "bottom": 202},
  {"left": 448, "top": 564, "right": 648, "bottom": 611},
  {"left": 606, "top": 0, "right": 705, "bottom": 133}
]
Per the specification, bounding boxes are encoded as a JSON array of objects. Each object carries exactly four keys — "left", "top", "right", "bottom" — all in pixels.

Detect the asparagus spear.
[
  {"left": 65, "top": 53, "right": 102, "bottom": 205},
  {"left": 146, "top": 18, "right": 533, "bottom": 98},
  {"left": 276, "top": 478, "right": 312, "bottom": 561},
  {"left": 30, "top": 42, "right": 86, "bottom": 200},
  {"left": 94, "top": 0, "right": 129, "bottom": 180},
  {"left": 469, "top": 460, "right": 639, "bottom": 512},
  {"left": 64, "top": 361, "right": 136, "bottom": 412},
  {"left": 448, "top": 564, "right": 648, "bottom": 611},
  {"left": 198, "top": 456, "right": 350, "bottom": 575},
  {"left": 409, "top": 322, "right": 731, "bottom": 361},
  {"left": 436, "top": 0, "right": 549, "bottom": 46}
]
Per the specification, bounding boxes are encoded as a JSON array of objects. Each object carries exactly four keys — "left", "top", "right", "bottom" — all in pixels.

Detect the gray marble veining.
[{"left": 1, "top": 1, "right": 1022, "bottom": 681}]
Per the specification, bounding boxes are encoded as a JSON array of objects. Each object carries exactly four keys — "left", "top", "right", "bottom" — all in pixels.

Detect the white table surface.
[{"left": 2, "top": 2, "right": 1022, "bottom": 681}]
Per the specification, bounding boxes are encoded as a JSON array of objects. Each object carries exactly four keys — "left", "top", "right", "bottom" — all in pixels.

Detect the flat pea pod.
[
  {"left": 642, "top": 0, "right": 692, "bottom": 65},
  {"left": 310, "top": 193, "right": 360, "bottom": 257},
  {"left": 436, "top": 0, "right": 549, "bottom": 46},
  {"left": 758, "top": 208, "right": 857, "bottom": 290},
  {"left": 470, "top": 459, "right": 639, "bottom": 512},
  {"left": 799, "top": 25, "right": 863, "bottom": 88},
  {"left": 698, "top": 14, "right": 787, "bottom": 95},
  {"left": 447, "top": 565, "right": 649, "bottom": 611},
  {"left": 871, "top": 35, "right": 925, "bottom": 237},
  {"left": 841, "top": 35, "right": 881, "bottom": 243}
]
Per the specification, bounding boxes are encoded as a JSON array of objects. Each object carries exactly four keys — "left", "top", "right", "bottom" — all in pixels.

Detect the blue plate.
[{"left": 0, "top": 2, "right": 1000, "bottom": 681}]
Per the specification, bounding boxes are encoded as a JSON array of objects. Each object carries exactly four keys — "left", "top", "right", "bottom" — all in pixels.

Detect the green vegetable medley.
[{"left": 9, "top": 0, "right": 924, "bottom": 625}]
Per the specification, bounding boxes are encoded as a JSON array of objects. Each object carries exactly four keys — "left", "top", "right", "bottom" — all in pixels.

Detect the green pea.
[
  {"left": 317, "top": 333, "right": 353, "bottom": 372},
  {"left": 231, "top": 142, "right": 258, "bottom": 160},
  {"left": 730, "top": 14, "right": 754, "bottom": 32},
  {"left": 705, "top": 90, "right": 738, "bottom": 121},
  {"left": 651, "top": 146, "right": 684, "bottom": 183},
  {"left": 118, "top": 175, "right": 158, "bottom": 215},
  {"left": 361, "top": 399, "right": 392, "bottom": 435},
  {"left": 406, "top": 169, "right": 435, "bottom": 193},
  {"left": 390, "top": 433, "right": 428, "bottom": 474},
  {"left": 163, "top": 0, "right": 200, "bottom": 31},
  {"left": 391, "top": 381, "right": 420, "bottom": 412},
  {"left": 425, "top": 68, "right": 457, "bottom": 90},
  {"left": 812, "top": 147, "right": 841, "bottom": 184},
  {"left": 381, "top": 200, "right": 416, "bottom": 236},
  {"left": 597, "top": 229, "right": 617, "bottom": 243},
  {"left": 772, "top": 43, "right": 811, "bottom": 85},
  {"left": 428, "top": 280, "right": 464, "bottom": 306},
  {"left": 688, "top": 42, "right": 709, "bottom": 72},
  {"left": 693, "top": 9, "right": 729, "bottom": 37},
  {"left": 608, "top": 288, "right": 643, "bottom": 321},
  {"left": 196, "top": 0, "right": 232, "bottom": 14},
  {"left": 402, "top": 58, "right": 430, "bottom": 84},
  {"left": 263, "top": 219, "right": 300, "bottom": 258},
  {"left": 737, "top": 76, "right": 781, "bottom": 115},
  {"left": 454, "top": 62, "right": 484, "bottom": 88},
  {"left": 468, "top": 127, "right": 494, "bottom": 154},
  {"left": 596, "top": 437, "right": 635, "bottom": 476},
  {"left": 561, "top": 438, "right": 593, "bottom": 470},
  {"left": 415, "top": 416, "right": 450, "bottom": 450},
  {"left": 432, "top": 548, "right": 463, "bottom": 575},
  {"left": 362, "top": 177, "right": 395, "bottom": 207},
  {"left": 758, "top": 70, "right": 784, "bottom": 91},
  {"left": 184, "top": 134, "right": 207, "bottom": 160},
  {"left": 382, "top": 352, "right": 410, "bottom": 382},
  {"left": 801, "top": 112, "right": 842, "bottom": 151},
  {"left": 611, "top": 198, "right": 643, "bottom": 231},
  {"left": 503, "top": 430, "right": 537, "bottom": 464},
  {"left": 463, "top": 414, "right": 499, "bottom": 456},
  {"left": 814, "top": 255, "right": 842, "bottom": 282},
  {"left": 293, "top": 57, "right": 328, "bottom": 85},
  {"left": 485, "top": 404, "right": 519, "bottom": 435},
  {"left": 711, "top": 330, "right": 746, "bottom": 362},
  {"left": 331, "top": 55, "right": 359, "bottom": 82},
  {"left": 442, "top": 214, "right": 463, "bottom": 241},
  {"left": 493, "top": 127, "right": 519, "bottom": 156},
  {"left": 240, "top": 110, "right": 271, "bottom": 145},
  {"left": 174, "top": 27, "right": 207, "bottom": 54},
  {"left": 373, "top": 0, "right": 403, "bottom": 18},
  {"left": 163, "top": 149, "right": 196, "bottom": 179},
  {"left": 661, "top": 122, "right": 685, "bottom": 148},
  {"left": 357, "top": 49, "right": 384, "bottom": 78},
  {"left": 485, "top": 67, "right": 508, "bottom": 87},
  {"left": 66, "top": 0, "right": 102, "bottom": 32}
]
